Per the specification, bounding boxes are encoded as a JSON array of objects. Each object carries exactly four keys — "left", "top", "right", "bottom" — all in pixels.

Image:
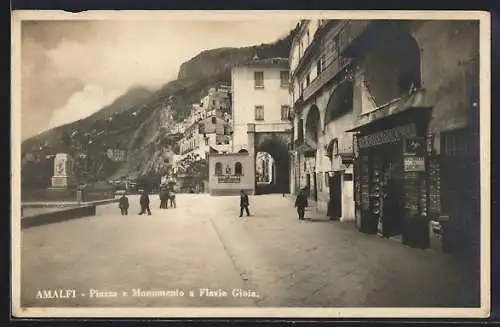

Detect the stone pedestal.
[
  {"left": 50, "top": 153, "right": 76, "bottom": 189},
  {"left": 51, "top": 176, "right": 75, "bottom": 188}
]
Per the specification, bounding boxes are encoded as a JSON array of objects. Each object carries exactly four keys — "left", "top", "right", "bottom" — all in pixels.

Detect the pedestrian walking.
[
  {"left": 169, "top": 189, "right": 176, "bottom": 208},
  {"left": 139, "top": 190, "right": 152, "bottom": 215},
  {"left": 295, "top": 189, "right": 308, "bottom": 220},
  {"left": 239, "top": 190, "right": 250, "bottom": 217},
  {"left": 118, "top": 193, "right": 129, "bottom": 216}
]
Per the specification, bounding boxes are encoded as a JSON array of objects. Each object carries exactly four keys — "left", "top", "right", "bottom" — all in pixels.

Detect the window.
[
  {"left": 198, "top": 124, "right": 205, "bottom": 134},
  {"left": 281, "top": 105, "right": 290, "bottom": 121},
  {"left": 235, "top": 162, "right": 243, "bottom": 175},
  {"left": 317, "top": 54, "right": 325, "bottom": 75},
  {"left": 254, "top": 71, "right": 264, "bottom": 88},
  {"left": 204, "top": 137, "right": 209, "bottom": 145},
  {"left": 255, "top": 106, "right": 264, "bottom": 121},
  {"left": 223, "top": 126, "right": 230, "bottom": 135},
  {"left": 306, "top": 74, "right": 311, "bottom": 86},
  {"left": 215, "top": 162, "right": 222, "bottom": 176},
  {"left": 331, "top": 139, "right": 339, "bottom": 156},
  {"left": 280, "top": 71, "right": 290, "bottom": 87},
  {"left": 212, "top": 100, "right": 216, "bottom": 106},
  {"left": 211, "top": 116, "right": 217, "bottom": 124}
]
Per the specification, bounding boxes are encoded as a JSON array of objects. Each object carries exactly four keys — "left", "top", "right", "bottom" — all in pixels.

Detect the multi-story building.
[
  {"left": 291, "top": 19, "right": 480, "bottom": 256},
  {"left": 290, "top": 20, "right": 357, "bottom": 222},
  {"left": 200, "top": 87, "right": 232, "bottom": 116},
  {"left": 231, "top": 57, "right": 292, "bottom": 153},
  {"left": 178, "top": 115, "right": 233, "bottom": 159},
  {"left": 169, "top": 122, "right": 187, "bottom": 136}
]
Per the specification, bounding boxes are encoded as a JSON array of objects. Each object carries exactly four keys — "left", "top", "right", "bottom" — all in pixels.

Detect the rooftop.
[{"left": 234, "top": 57, "right": 289, "bottom": 69}]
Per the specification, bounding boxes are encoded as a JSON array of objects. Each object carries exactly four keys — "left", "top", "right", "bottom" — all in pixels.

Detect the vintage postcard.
[{"left": 11, "top": 10, "right": 491, "bottom": 319}]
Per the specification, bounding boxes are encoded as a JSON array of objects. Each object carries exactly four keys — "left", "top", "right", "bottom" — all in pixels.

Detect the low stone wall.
[{"left": 21, "top": 205, "right": 97, "bottom": 229}]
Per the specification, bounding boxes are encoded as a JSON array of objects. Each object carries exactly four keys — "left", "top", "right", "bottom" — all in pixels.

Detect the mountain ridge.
[{"left": 21, "top": 26, "right": 298, "bottom": 182}]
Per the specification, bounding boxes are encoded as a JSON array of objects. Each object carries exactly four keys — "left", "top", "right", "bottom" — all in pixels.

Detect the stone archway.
[
  {"left": 305, "top": 104, "right": 321, "bottom": 149},
  {"left": 363, "top": 31, "right": 422, "bottom": 106},
  {"left": 254, "top": 133, "right": 291, "bottom": 195},
  {"left": 324, "top": 80, "right": 354, "bottom": 129}
]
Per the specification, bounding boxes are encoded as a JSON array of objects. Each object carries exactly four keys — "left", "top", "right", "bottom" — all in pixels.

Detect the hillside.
[{"left": 21, "top": 27, "right": 297, "bottom": 183}]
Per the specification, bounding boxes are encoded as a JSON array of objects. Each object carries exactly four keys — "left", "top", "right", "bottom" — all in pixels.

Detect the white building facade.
[{"left": 231, "top": 58, "right": 292, "bottom": 153}]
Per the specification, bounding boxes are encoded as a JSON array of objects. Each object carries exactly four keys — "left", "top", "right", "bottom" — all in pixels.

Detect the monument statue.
[{"left": 51, "top": 153, "right": 76, "bottom": 188}]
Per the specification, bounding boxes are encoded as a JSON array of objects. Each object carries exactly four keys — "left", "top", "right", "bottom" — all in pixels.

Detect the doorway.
[
  {"left": 328, "top": 172, "right": 342, "bottom": 219},
  {"left": 312, "top": 172, "right": 318, "bottom": 201},
  {"left": 373, "top": 142, "right": 404, "bottom": 237}
]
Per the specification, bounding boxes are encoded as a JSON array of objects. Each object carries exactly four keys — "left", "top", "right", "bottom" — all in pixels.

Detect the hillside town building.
[
  {"left": 290, "top": 19, "right": 480, "bottom": 257},
  {"left": 178, "top": 115, "right": 232, "bottom": 158}
]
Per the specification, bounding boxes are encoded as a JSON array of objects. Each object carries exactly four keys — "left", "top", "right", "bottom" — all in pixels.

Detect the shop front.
[{"left": 350, "top": 107, "right": 433, "bottom": 249}]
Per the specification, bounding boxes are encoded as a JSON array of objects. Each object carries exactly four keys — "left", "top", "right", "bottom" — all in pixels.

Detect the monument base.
[{"left": 51, "top": 176, "right": 76, "bottom": 189}]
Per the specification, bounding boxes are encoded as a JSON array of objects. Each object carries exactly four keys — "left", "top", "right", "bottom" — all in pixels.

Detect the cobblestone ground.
[{"left": 20, "top": 194, "right": 480, "bottom": 308}]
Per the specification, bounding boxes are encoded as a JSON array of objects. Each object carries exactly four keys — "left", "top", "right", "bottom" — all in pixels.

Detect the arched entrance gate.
[{"left": 253, "top": 132, "right": 291, "bottom": 195}]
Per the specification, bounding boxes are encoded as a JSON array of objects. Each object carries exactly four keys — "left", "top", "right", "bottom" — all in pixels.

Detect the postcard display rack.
[{"left": 355, "top": 136, "right": 432, "bottom": 249}]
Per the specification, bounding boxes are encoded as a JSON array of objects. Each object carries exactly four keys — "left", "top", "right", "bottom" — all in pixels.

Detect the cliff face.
[
  {"left": 176, "top": 34, "right": 293, "bottom": 81},
  {"left": 22, "top": 27, "right": 297, "bottom": 181}
]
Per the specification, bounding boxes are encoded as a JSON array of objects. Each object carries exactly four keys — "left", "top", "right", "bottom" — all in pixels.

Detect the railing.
[{"left": 303, "top": 56, "right": 352, "bottom": 101}]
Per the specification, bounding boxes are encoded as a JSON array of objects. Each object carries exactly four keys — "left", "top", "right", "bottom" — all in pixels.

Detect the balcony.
[
  {"left": 303, "top": 56, "right": 352, "bottom": 102},
  {"left": 293, "top": 133, "right": 318, "bottom": 153}
]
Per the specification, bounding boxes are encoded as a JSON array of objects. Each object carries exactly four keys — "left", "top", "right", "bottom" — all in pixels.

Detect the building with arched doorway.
[
  {"left": 290, "top": 20, "right": 357, "bottom": 222},
  {"left": 230, "top": 57, "right": 293, "bottom": 195},
  {"left": 290, "top": 19, "right": 480, "bottom": 260}
]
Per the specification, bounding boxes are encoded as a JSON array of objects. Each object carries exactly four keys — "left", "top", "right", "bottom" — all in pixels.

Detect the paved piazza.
[{"left": 20, "top": 194, "right": 480, "bottom": 308}]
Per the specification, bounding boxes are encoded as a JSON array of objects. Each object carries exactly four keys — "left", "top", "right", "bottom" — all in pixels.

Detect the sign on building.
[
  {"left": 404, "top": 156, "right": 425, "bottom": 172},
  {"left": 217, "top": 175, "right": 241, "bottom": 184}
]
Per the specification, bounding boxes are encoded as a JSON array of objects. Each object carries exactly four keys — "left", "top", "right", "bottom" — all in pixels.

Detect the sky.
[{"left": 20, "top": 18, "right": 297, "bottom": 140}]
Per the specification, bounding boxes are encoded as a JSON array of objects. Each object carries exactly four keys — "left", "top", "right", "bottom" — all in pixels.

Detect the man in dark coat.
[
  {"left": 118, "top": 193, "right": 129, "bottom": 216},
  {"left": 295, "top": 189, "right": 308, "bottom": 220},
  {"left": 139, "top": 190, "right": 152, "bottom": 215},
  {"left": 160, "top": 188, "right": 169, "bottom": 209},
  {"left": 239, "top": 190, "right": 250, "bottom": 217}
]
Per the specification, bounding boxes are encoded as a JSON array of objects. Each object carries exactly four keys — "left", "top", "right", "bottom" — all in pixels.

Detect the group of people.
[
  {"left": 117, "top": 187, "right": 176, "bottom": 216},
  {"left": 159, "top": 188, "right": 176, "bottom": 209}
]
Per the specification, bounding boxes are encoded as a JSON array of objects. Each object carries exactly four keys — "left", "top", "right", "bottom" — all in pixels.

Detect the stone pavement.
[{"left": 20, "top": 194, "right": 480, "bottom": 308}]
